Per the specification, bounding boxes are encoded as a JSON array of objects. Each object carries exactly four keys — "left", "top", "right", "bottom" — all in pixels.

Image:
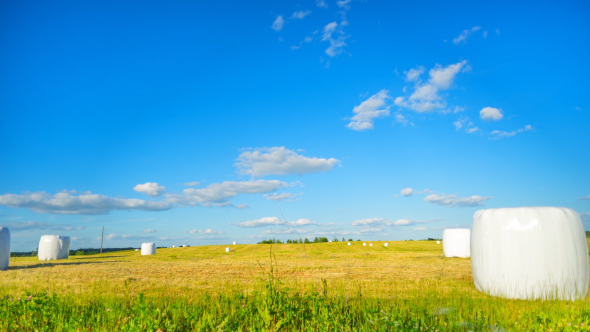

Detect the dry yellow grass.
[{"left": 2, "top": 239, "right": 589, "bottom": 302}]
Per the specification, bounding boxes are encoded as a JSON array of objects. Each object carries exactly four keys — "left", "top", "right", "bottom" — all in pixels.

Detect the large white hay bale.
[
  {"left": 471, "top": 207, "right": 589, "bottom": 301},
  {"left": 363, "top": 243, "right": 366, "bottom": 246},
  {"left": 233, "top": 241, "right": 236, "bottom": 245},
  {"left": 141, "top": 243, "right": 156, "bottom": 255},
  {"left": 38, "top": 235, "right": 70, "bottom": 261},
  {"left": 384, "top": 243, "right": 388, "bottom": 247},
  {"left": 0, "top": 227, "right": 10, "bottom": 270},
  {"left": 225, "top": 247, "right": 230, "bottom": 252},
  {"left": 442, "top": 229, "right": 470, "bottom": 258}
]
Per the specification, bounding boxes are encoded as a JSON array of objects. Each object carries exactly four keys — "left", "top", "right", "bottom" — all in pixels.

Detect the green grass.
[{"left": 1, "top": 240, "right": 589, "bottom": 331}]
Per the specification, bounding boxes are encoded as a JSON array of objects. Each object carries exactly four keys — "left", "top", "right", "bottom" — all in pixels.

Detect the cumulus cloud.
[
  {"left": 347, "top": 90, "right": 391, "bottom": 130},
  {"left": 424, "top": 193, "right": 492, "bottom": 207},
  {"left": 337, "top": 0, "right": 352, "bottom": 8},
  {"left": 413, "top": 227, "right": 428, "bottom": 231},
  {"left": 0, "top": 191, "right": 173, "bottom": 215},
  {"left": 401, "top": 188, "right": 414, "bottom": 196},
  {"left": 143, "top": 229, "right": 159, "bottom": 233},
  {"left": 236, "top": 147, "right": 339, "bottom": 177},
  {"left": 453, "top": 26, "right": 481, "bottom": 45},
  {"left": 480, "top": 107, "right": 503, "bottom": 121},
  {"left": 395, "top": 61, "right": 469, "bottom": 113},
  {"left": 316, "top": 0, "right": 328, "bottom": 8},
  {"left": 581, "top": 196, "right": 590, "bottom": 200},
  {"left": 231, "top": 217, "right": 284, "bottom": 228},
  {"left": 580, "top": 212, "right": 590, "bottom": 221},
  {"left": 360, "top": 227, "right": 383, "bottom": 233},
  {"left": 0, "top": 221, "right": 57, "bottom": 231},
  {"left": 185, "top": 228, "right": 225, "bottom": 235},
  {"left": 134, "top": 182, "right": 166, "bottom": 197},
  {"left": 272, "top": 16, "right": 284, "bottom": 31},
  {"left": 351, "top": 218, "right": 391, "bottom": 226},
  {"left": 490, "top": 125, "right": 533, "bottom": 139},
  {"left": 264, "top": 192, "right": 302, "bottom": 201},
  {"left": 392, "top": 219, "right": 440, "bottom": 226},
  {"left": 291, "top": 10, "right": 311, "bottom": 19},
  {"left": 405, "top": 66, "right": 425, "bottom": 82},
  {"left": 467, "top": 127, "right": 481, "bottom": 133},
  {"left": 352, "top": 217, "right": 440, "bottom": 228},
  {"left": 183, "top": 181, "right": 200, "bottom": 187},
  {"left": 321, "top": 20, "right": 348, "bottom": 57},
  {"left": 289, "top": 218, "right": 318, "bottom": 227},
  {"left": 394, "top": 114, "right": 409, "bottom": 126}
]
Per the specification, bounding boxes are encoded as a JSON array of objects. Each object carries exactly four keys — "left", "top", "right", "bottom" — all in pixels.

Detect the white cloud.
[
  {"left": 490, "top": 125, "right": 533, "bottom": 139},
  {"left": 290, "top": 218, "right": 317, "bottom": 227},
  {"left": 0, "top": 191, "right": 173, "bottom": 215},
  {"left": 134, "top": 182, "right": 166, "bottom": 197},
  {"left": 143, "top": 229, "right": 159, "bottom": 233},
  {"left": 413, "top": 227, "right": 427, "bottom": 231},
  {"left": 480, "top": 107, "right": 503, "bottom": 121},
  {"left": 183, "top": 181, "right": 200, "bottom": 187},
  {"left": 483, "top": 31, "right": 488, "bottom": 38},
  {"left": 395, "top": 61, "right": 469, "bottom": 113},
  {"left": 185, "top": 228, "right": 225, "bottom": 235},
  {"left": 272, "top": 16, "right": 284, "bottom": 32},
  {"left": 336, "top": 0, "right": 352, "bottom": 9},
  {"left": 401, "top": 188, "right": 414, "bottom": 196},
  {"left": 405, "top": 66, "right": 425, "bottom": 82},
  {"left": 231, "top": 217, "right": 284, "bottom": 228},
  {"left": 395, "top": 114, "right": 409, "bottom": 126},
  {"left": 322, "top": 22, "right": 338, "bottom": 41},
  {"left": 467, "top": 127, "right": 481, "bottom": 133},
  {"left": 360, "top": 227, "right": 383, "bottom": 233},
  {"left": 0, "top": 221, "right": 84, "bottom": 231},
  {"left": 316, "top": 0, "right": 328, "bottom": 8},
  {"left": 351, "top": 218, "right": 391, "bottom": 226},
  {"left": 453, "top": 119, "right": 464, "bottom": 131},
  {"left": 105, "top": 233, "right": 117, "bottom": 240},
  {"left": 170, "top": 179, "right": 289, "bottom": 207},
  {"left": 264, "top": 192, "right": 301, "bottom": 201},
  {"left": 321, "top": 21, "right": 349, "bottom": 57},
  {"left": 580, "top": 213, "right": 590, "bottom": 221},
  {"left": 453, "top": 26, "right": 481, "bottom": 45},
  {"left": 347, "top": 90, "right": 391, "bottom": 130},
  {"left": 424, "top": 193, "right": 492, "bottom": 207},
  {"left": 581, "top": 196, "right": 590, "bottom": 200},
  {"left": 236, "top": 147, "right": 339, "bottom": 177},
  {"left": 292, "top": 10, "right": 311, "bottom": 19}
]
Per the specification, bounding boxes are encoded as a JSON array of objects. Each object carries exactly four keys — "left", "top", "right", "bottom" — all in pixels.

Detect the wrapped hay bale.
[
  {"left": 436, "top": 241, "right": 440, "bottom": 244},
  {"left": 443, "top": 229, "right": 470, "bottom": 258},
  {"left": 225, "top": 247, "right": 230, "bottom": 252},
  {"left": 369, "top": 243, "right": 373, "bottom": 247},
  {"left": 384, "top": 243, "right": 388, "bottom": 247},
  {"left": 347, "top": 242, "right": 351, "bottom": 246},
  {"left": 233, "top": 241, "right": 236, "bottom": 245},
  {"left": 38, "top": 235, "right": 70, "bottom": 261},
  {"left": 363, "top": 243, "right": 366, "bottom": 246},
  {"left": 0, "top": 227, "right": 10, "bottom": 271},
  {"left": 135, "top": 249, "right": 139, "bottom": 251},
  {"left": 471, "top": 207, "right": 589, "bottom": 300},
  {"left": 141, "top": 243, "right": 156, "bottom": 255}
]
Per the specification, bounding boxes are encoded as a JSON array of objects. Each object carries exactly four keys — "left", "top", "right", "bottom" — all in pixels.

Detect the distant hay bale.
[
  {"left": 442, "top": 229, "right": 470, "bottom": 258},
  {"left": 141, "top": 243, "right": 156, "bottom": 256},
  {"left": 363, "top": 243, "right": 366, "bottom": 246},
  {"left": 347, "top": 242, "right": 351, "bottom": 246},
  {"left": 233, "top": 241, "right": 236, "bottom": 245},
  {"left": 369, "top": 243, "right": 373, "bottom": 247},
  {"left": 436, "top": 241, "right": 440, "bottom": 244},
  {"left": 182, "top": 245, "right": 186, "bottom": 248},
  {"left": 225, "top": 247, "right": 230, "bottom": 252},
  {"left": 472, "top": 207, "right": 589, "bottom": 301},
  {"left": 0, "top": 227, "right": 10, "bottom": 271},
  {"left": 38, "top": 235, "right": 70, "bottom": 261},
  {"left": 172, "top": 246, "right": 176, "bottom": 248},
  {"left": 135, "top": 249, "right": 139, "bottom": 251},
  {"left": 384, "top": 243, "right": 388, "bottom": 247}
]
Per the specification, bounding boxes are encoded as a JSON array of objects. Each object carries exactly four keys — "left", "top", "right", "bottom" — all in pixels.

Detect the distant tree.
[
  {"left": 586, "top": 231, "right": 590, "bottom": 238},
  {"left": 304, "top": 238, "right": 311, "bottom": 243},
  {"left": 332, "top": 237, "right": 339, "bottom": 242},
  {"left": 348, "top": 238, "right": 353, "bottom": 241}
]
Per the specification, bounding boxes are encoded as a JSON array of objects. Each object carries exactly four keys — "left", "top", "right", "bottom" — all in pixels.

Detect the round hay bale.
[
  {"left": 384, "top": 242, "right": 388, "bottom": 247},
  {"left": 363, "top": 243, "right": 366, "bottom": 246},
  {"left": 436, "top": 241, "right": 440, "bottom": 244},
  {"left": 471, "top": 207, "right": 589, "bottom": 300},
  {"left": 141, "top": 243, "right": 156, "bottom": 255},
  {"left": 225, "top": 247, "right": 230, "bottom": 252},
  {"left": 347, "top": 242, "right": 351, "bottom": 246},
  {"left": 233, "top": 241, "right": 236, "bottom": 245},
  {"left": 38, "top": 235, "right": 70, "bottom": 261},
  {"left": 443, "top": 229, "right": 470, "bottom": 258},
  {"left": 0, "top": 227, "right": 10, "bottom": 270}
]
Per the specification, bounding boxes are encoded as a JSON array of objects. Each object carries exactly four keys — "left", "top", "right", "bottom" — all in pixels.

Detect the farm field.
[{"left": 1, "top": 240, "right": 590, "bottom": 331}]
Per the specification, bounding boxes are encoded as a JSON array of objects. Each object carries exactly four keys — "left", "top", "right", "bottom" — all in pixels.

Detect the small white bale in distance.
[
  {"left": 442, "top": 229, "right": 470, "bottom": 258},
  {"left": 471, "top": 207, "right": 589, "bottom": 301},
  {"left": 437, "top": 241, "right": 440, "bottom": 244},
  {"left": 225, "top": 247, "right": 230, "bottom": 252},
  {"left": 0, "top": 227, "right": 10, "bottom": 270},
  {"left": 369, "top": 243, "right": 373, "bottom": 247},
  {"left": 384, "top": 243, "right": 388, "bottom": 247},
  {"left": 347, "top": 242, "right": 351, "bottom": 246},
  {"left": 38, "top": 235, "right": 70, "bottom": 261},
  {"left": 135, "top": 249, "right": 139, "bottom": 251},
  {"left": 141, "top": 243, "right": 156, "bottom": 255},
  {"left": 363, "top": 243, "right": 366, "bottom": 246},
  {"left": 233, "top": 241, "right": 236, "bottom": 245},
  {"left": 182, "top": 244, "right": 186, "bottom": 248}
]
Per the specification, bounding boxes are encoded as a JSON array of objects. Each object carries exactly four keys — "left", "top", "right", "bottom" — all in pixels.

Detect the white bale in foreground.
[
  {"left": 141, "top": 243, "right": 156, "bottom": 255},
  {"left": 225, "top": 247, "right": 230, "bottom": 252},
  {"left": 38, "top": 235, "right": 70, "bottom": 261},
  {"left": 0, "top": 227, "right": 10, "bottom": 270},
  {"left": 471, "top": 207, "right": 589, "bottom": 301},
  {"left": 384, "top": 243, "right": 388, "bottom": 247},
  {"left": 443, "top": 229, "right": 470, "bottom": 258}
]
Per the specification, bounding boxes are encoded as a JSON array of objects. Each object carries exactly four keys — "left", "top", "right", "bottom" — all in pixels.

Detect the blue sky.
[{"left": 1, "top": 0, "right": 589, "bottom": 251}]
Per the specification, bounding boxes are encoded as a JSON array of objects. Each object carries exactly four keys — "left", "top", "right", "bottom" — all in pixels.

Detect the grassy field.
[{"left": 1, "top": 240, "right": 589, "bottom": 331}]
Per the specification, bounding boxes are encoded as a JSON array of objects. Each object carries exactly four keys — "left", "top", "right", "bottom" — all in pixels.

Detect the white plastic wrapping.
[
  {"left": 384, "top": 243, "right": 388, "bottom": 247},
  {"left": 369, "top": 243, "right": 373, "bottom": 246},
  {"left": 347, "top": 242, "right": 351, "bottom": 246},
  {"left": 436, "top": 241, "right": 440, "bottom": 244},
  {"left": 38, "top": 235, "right": 70, "bottom": 261},
  {"left": 0, "top": 227, "right": 10, "bottom": 270},
  {"left": 442, "top": 229, "right": 470, "bottom": 258},
  {"left": 225, "top": 247, "right": 230, "bottom": 252},
  {"left": 471, "top": 207, "right": 589, "bottom": 300},
  {"left": 135, "top": 249, "right": 139, "bottom": 251},
  {"left": 363, "top": 243, "right": 366, "bottom": 246},
  {"left": 233, "top": 241, "right": 236, "bottom": 245},
  {"left": 141, "top": 242, "right": 156, "bottom": 255}
]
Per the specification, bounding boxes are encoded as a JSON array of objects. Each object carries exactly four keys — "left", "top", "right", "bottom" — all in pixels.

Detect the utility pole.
[{"left": 100, "top": 226, "right": 104, "bottom": 254}]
